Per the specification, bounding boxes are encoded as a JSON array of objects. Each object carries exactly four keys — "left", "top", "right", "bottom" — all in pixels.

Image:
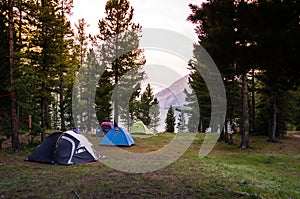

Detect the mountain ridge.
[{"left": 155, "top": 75, "right": 191, "bottom": 109}]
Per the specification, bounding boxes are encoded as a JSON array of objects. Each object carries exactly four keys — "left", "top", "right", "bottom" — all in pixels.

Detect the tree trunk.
[
  {"left": 218, "top": 126, "right": 225, "bottom": 142},
  {"left": 87, "top": 97, "right": 91, "bottom": 131},
  {"left": 229, "top": 133, "right": 234, "bottom": 144},
  {"left": 40, "top": 90, "right": 46, "bottom": 141},
  {"left": 80, "top": 87, "right": 83, "bottom": 128},
  {"left": 59, "top": 77, "right": 66, "bottom": 131},
  {"left": 40, "top": 94, "right": 44, "bottom": 129},
  {"left": 227, "top": 120, "right": 234, "bottom": 144},
  {"left": 229, "top": 121, "right": 234, "bottom": 145},
  {"left": 240, "top": 73, "right": 250, "bottom": 149},
  {"left": 9, "top": 0, "right": 20, "bottom": 151},
  {"left": 113, "top": 60, "right": 119, "bottom": 127},
  {"left": 199, "top": 117, "right": 203, "bottom": 133},
  {"left": 251, "top": 68, "right": 255, "bottom": 134},
  {"left": 268, "top": 96, "right": 277, "bottom": 142},
  {"left": 40, "top": 0, "right": 45, "bottom": 141},
  {"left": 225, "top": 120, "right": 229, "bottom": 143}
]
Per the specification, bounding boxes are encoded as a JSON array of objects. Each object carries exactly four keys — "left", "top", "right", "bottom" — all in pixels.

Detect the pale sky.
[
  {"left": 71, "top": 0, "right": 204, "bottom": 40},
  {"left": 71, "top": 0, "right": 205, "bottom": 89}
]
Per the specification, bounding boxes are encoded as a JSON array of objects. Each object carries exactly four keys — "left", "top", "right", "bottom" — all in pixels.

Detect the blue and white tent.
[
  {"left": 27, "top": 130, "right": 99, "bottom": 165},
  {"left": 100, "top": 127, "right": 135, "bottom": 146}
]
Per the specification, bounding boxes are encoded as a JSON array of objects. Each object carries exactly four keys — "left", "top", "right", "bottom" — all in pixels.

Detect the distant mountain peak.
[{"left": 155, "top": 75, "right": 191, "bottom": 109}]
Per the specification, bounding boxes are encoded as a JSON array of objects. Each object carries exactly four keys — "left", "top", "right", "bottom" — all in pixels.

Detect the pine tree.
[
  {"left": 76, "top": 49, "right": 100, "bottom": 131},
  {"left": 75, "top": 18, "right": 89, "bottom": 69},
  {"left": 188, "top": 0, "right": 257, "bottom": 147},
  {"left": 138, "top": 83, "right": 155, "bottom": 126},
  {"left": 8, "top": 0, "right": 20, "bottom": 150},
  {"left": 183, "top": 88, "right": 200, "bottom": 133},
  {"left": 117, "top": 65, "right": 145, "bottom": 129},
  {"left": 0, "top": 1, "right": 11, "bottom": 145},
  {"left": 12, "top": 0, "right": 42, "bottom": 136},
  {"left": 186, "top": 60, "right": 211, "bottom": 133},
  {"left": 188, "top": 0, "right": 299, "bottom": 145},
  {"left": 74, "top": 18, "right": 89, "bottom": 128},
  {"left": 95, "top": 0, "right": 146, "bottom": 126},
  {"left": 55, "top": 0, "right": 78, "bottom": 131},
  {"left": 15, "top": 0, "right": 78, "bottom": 135},
  {"left": 177, "top": 110, "right": 186, "bottom": 133},
  {"left": 165, "top": 105, "right": 175, "bottom": 133},
  {"left": 255, "top": 0, "right": 300, "bottom": 142},
  {"left": 149, "top": 98, "right": 160, "bottom": 133},
  {"left": 95, "top": 69, "right": 113, "bottom": 125}
]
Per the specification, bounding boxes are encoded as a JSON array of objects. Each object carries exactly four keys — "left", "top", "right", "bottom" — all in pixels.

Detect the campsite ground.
[{"left": 0, "top": 132, "right": 299, "bottom": 198}]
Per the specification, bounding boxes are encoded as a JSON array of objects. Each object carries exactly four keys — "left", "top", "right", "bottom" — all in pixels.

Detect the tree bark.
[
  {"left": 225, "top": 120, "right": 229, "bottom": 143},
  {"left": 229, "top": 133, "right": 234, "bottom": 144},
  {"left": 251, "top": 68, "right": 255, "bottom": 134},
  {"left": 87, "top": 97, "right": 91, "bottom": 131},
  {"left": 199, "top": 117, "right": 203, "bottom": 133},
  {"left": 268, "top": 96, "right": 277, "bottom": 142},
  {"left": 9, "top": 0, "right": 20, "bottom": 151},
  {"left": 113, "top": 60, "right": 119, "bottom": 127},
  {"left": 113, "top": 20, "right": 120, "bottom": 127},
  {"left": 59, "top": 77, "right": 66, "bottom": 131},
  {"left": 40, "top": 0, "right": 46, "bottom": 141},
  {"left": 240, "top": 73, "right": 250, "bottom": 149},
  {"left": 218, "top": 127, "right": 225, "bottom": 142}
]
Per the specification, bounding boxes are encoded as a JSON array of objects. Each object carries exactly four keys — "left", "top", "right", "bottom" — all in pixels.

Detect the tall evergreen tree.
[
  {"left": 9, "top": 0, "right": 20, "bottom": 150},
  {"left": 0, "top": 1, "right": 11, "bottom": 145},
  {"left": 187, "top": 60, "right": 211, "bottom": 133},
  {"left": 149, "top": 98, "right": 160, "bottom": 133},
  {"left": 255, "top": 0, "right": 300, "bottom": 142},
  {"left": 165, "top": 105, "right": 176, "bottom": 133},
  {"left": 95, "top": 0, "right": 146, "bottom": 126},
  {"left": 76, "top": 49, "right": 100, "bottom": 131},
  {"left": 75, "top": 18, "right": 89, "bottom": 69},
  {"left": 15, "top": 0, "right": 78, "bottom": 136},
  {"left": 188, "top": 0, "right": 259, "bottom": 148},
  {"left": 55, "top": 0, "right": 77, "bottom": 131},
  {"left": 286, "top": 87, "right": 300, "bottom": 131},
  {"left": 74, "top": 18, "right": 89, "bottom": 128},
  {"left": 177, "top": 110, "right": 186, "bottom": 133},
  {"left": 188, "top": 0, "right": 299, "bottom": 145},
  {"left": 118, "top": 84, "right": 142, "bottom": 130},
  {"left": 116, "top": 64, "right": 145, "bottom": 129},
  {"left": 95, "top": 69, "right": 113, "bottom": 124},
  {"left": 138, "top": 83, "right": 155, "bottom": 126},
  {"left": 183, "top": 88, "right": 200, "bottom": 133}
]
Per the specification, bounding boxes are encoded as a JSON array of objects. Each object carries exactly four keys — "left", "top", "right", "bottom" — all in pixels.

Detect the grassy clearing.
[{"left": 0, "top": 132, "right": 299, "bottom": 198}]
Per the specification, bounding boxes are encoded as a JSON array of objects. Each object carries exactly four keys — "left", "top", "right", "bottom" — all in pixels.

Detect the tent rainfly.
[
  {"left": 26, "top": 130, "right": 99, "bottom": 165},
  {"left": 100, "top": 127, "right": 135, "bottom": 146},
  {"left": 130, "top": 121, "right": 154, "bottom": 135},
  {"left": 100, "top": 122, "right": 113, "bottom": 134}
]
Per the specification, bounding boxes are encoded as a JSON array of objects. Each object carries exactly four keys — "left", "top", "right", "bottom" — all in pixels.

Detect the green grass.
[{"left": 0, "top": 133, "right": 299, "bottom": 198}]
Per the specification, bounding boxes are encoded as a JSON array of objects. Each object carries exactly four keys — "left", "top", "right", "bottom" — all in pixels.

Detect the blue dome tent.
[{"left": 100, "top": 127, "right": 135, "bottom": 146}]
